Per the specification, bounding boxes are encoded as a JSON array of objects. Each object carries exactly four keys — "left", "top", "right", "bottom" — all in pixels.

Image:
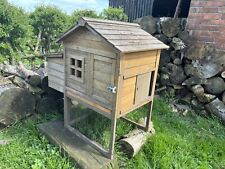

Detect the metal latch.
[{"left": 107, "top": 85, "right": 117, "bottom": 94}]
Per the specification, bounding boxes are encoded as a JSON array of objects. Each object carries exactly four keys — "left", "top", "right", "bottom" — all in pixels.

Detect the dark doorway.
[{"left": 152, "top": 0, "right": 191, "bottom": 17}]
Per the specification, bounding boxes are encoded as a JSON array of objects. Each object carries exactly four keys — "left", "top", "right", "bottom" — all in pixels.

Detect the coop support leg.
[
  {"left": 109, "top": 116, "right": 117, "bottom": 160},
  {"left": 145, "top": 101, "right": 153, "bottom": 132},
  {"left": 64, "top": 95, "right": 72, "bottom": 127}
]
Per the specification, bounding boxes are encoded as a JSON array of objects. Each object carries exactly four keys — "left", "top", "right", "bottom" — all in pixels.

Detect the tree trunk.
[
  {"left": 34, "top": 29, "right": 42, "bottom": 53},
  {"left": 174, "top": 0, "right": 182, "bottom": 18}
]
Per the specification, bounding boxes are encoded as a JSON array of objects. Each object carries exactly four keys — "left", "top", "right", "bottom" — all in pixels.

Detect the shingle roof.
[{"left": 57, "top": 17, "right": 169, "bottom": 53}]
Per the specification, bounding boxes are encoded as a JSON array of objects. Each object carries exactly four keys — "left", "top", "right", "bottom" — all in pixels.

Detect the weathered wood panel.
[
  {"left": 135, "top": 72, "right": 152, "bottom": 104},
  {"left": 119, "top": 76, "right": 136, "bottom": 113},
  {"left": 64, "top": 28, "right": 118, "bottom": 57}
]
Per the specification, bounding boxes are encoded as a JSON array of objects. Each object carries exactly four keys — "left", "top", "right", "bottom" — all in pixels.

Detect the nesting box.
[{"left": 53, "top": 17, "right": 168, "bottom": 159}]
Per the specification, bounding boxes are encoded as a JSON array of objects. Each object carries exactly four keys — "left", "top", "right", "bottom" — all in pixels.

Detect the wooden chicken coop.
[{"left": 52, "top": 17, "right": 168, "bottom": 159}]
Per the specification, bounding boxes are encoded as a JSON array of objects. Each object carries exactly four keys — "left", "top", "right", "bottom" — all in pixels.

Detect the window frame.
[{"left": 69, "top": 57, "right": 84, "bottom": 83}]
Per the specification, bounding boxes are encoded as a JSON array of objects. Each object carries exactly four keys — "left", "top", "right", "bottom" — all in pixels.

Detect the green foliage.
[
  {"left": 29, "top": 6, "right": 70, "bottom": 53},
  {"left": 101, "top": 7, "right": 128, "bottom": 21},
  {"left": 0, "top": 0, "right": 31, "bottom": 63},
  {"left": 0, "top": 100, "right": 225, "bottom": 168},
  {"left": 70, "top": 9, "right": 99, "bottom": 24}
]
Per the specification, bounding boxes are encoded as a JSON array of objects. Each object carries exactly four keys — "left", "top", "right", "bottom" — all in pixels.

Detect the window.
[{"left": 70, "top": 58, "right": 84, "bottom": 82}]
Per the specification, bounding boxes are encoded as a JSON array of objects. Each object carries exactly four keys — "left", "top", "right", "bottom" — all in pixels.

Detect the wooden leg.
[
  {"left": 64, "top": 95, "right": 72, "bottom": 127},
  {"left": 145, "top": 101, "right": 153, "bottom": 132},
  {"left": 109, "top": 117, "right": 117, "bottom": 159}
]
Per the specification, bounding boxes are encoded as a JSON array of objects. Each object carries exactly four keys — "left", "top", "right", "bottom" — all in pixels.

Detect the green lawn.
[{"left": 0, "top": 99, "right": 224, "bottom": 169}]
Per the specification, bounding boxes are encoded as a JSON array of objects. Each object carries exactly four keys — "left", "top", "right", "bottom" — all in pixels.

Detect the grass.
[{"left": 0, "top": 98, "right": 225, "bottom": 169}]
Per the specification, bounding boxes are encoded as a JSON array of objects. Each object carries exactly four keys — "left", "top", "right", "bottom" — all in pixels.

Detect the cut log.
[
  {"left": 222, "top": 92, "right": 225, "bottom": 104},
  {"left": 178, "top": 30, "right": 189, "bottom": 43},
  {"left": 167, "top": 63, "right": 187, "bottom": 84},
  {"left": 197, "top": 93, "right": 216, "bottom": 103},
  {"left": 170, "top": 37, "right": 185, "bottom": 51},
  {"left": 173, "top": 58, "right": 182, "bottom": 65},
  {"left": 184, "top": 58, "right": 222, "bottom": 79},
  {"left": 204, "top": 77, "right": 225, "bottom": 95},
  {"left": 221, "top": 71, "right": 225, "bottom": 79},
  {"left": 120, "top": 121, "right": 154, "bottom": 158},
  {"left": 191, "top": 85, "right": 204, "bottom": 96},
  {"left": 154, "top": 34, "right": 169, "bottom": 44},
  {"left": 160, "top": 73, "right": 170, "bottom": 86},
  {"left": 205, "top": 98, "right": 225, "bottom": 125},
  {"left": 182, "top": 77, "right": 208, "bottom": 86},
  {"left": 0, "top": 84, "right": 35, "bottom": 126},
  {"left": 140, "top": 16, "right": 158, "bottom": 34},
  {"left": 160, "top": 18, "right": 180, "bottom": 37},
  {"left": 159, "top": 50, "right": 171, "bottom": 68},
  {"left": 36, "top": 67, "right": 48, "bottom": 91},
  {"left": 17, "top": 62, "right": 41, "bottom": 86},
  {"left": 12, "top": 76, "right": 43, "bottom": 94},
  {"left": 185, "top": 44, "right": 215, "bottom": 60}
]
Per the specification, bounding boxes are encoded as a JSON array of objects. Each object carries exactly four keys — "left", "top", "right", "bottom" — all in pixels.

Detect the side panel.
[
  {"left": 47, "top": 57, "right": 64, "bottom": 93},
  {"left": 117, "top": 50, "right": 158, "bottom": 117}
]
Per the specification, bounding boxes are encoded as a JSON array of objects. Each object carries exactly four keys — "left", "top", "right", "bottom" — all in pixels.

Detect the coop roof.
[{"left": 57, "top": 17, "right": 169, "bottom": 53}]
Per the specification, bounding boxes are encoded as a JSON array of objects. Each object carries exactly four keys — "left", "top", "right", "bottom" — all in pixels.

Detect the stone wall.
[{"left": 188, "top": 0, "right": 225, "bottom": 51}]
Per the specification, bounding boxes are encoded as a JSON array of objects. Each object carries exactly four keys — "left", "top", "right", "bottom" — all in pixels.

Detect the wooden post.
[
  {"left": 174, "top": 0, "right": 182, "bottom": 18},
  {"left": 109, "top": 116, "right": 117, "bottom": 159}
]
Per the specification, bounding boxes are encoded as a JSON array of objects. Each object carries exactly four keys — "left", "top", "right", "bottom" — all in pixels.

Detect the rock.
[
  {"left": 204, "top": 77, "right": 225, "bottom": 95},
  {"left": 205, "top": 98, "right": 225, "bottom": 124},
  {"left": 182, "top": 77, "right": 208, "bottom": 86},
  {"left": 160, "top": 18, "right": 180, "bottom": 37}
]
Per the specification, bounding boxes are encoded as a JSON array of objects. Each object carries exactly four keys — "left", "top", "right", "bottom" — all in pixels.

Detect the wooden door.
[
  {"left": 91, "top": 54, "right": 116, "bottom": 110},
  {"left": 135, "top": 72, "right": 152, "bottom": 104}
]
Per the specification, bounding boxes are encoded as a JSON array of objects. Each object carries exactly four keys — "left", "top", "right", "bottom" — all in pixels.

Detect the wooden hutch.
[{"left": 52, "top": 17, "right": 168, "bottom": 159}]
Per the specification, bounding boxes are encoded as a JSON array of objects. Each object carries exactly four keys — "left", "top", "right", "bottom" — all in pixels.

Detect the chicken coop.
[{"left": 50, "top": 17, "right": 168, "bottom": 159}]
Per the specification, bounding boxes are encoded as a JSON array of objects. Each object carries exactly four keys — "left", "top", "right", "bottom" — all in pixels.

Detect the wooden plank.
[
  {"left": 104, "top": 34, "right": 155, "bottom": 40},
  {"left": 109, "top": 39, "right": 160, "bottom": 46},
  {"left": 66, "top": 87, "right": 111, "bottom": 117},
  {"left": 94, "top": 70, "right": 113, "bottom": 84},
  {"left": 94, "top": 60, "right": 113, "bottom": 74},
  {"left": 116, "top": 44, "right": 169, "bottom": 53},
  {"left": 48, "top": 57, "right": 64, "bottom": 65},
  {"left": 49, "top": 81, "right": 64, "bottom": 93},
  {"left": 122, "top": 51, "right": 157, "bottom": 69},
  {"left": 135, "top": 72, "right": 152, "bottom": 104},
  {"left": 123, "top": 64, "right": 156, "bottom": 79},
  {"left": 65, "top": 45, "right": 117, "bottom": 59},
  {"left": 67, "top": 79, "right": 86, "bottom": 94},
  {"left": 47, "top": 53, "right": 63, "bottom": 58},
  {"left": 48, "top": 62, "right": 64, "bottom": 73},
  {"left": 119, "top": 76, "right": 136, "bottom": 113},
  {"left": 48, "top": 69, "right": 64, "bottom": 80},
  {"left": 93, "top": 79, "right": 109, "bottom": 93},
  {"left": 96, "top": 29, "right": 150, "bottom": 36},
  {"left": 48, "top": 75, "right": 64, "bottom": 86},
  {"left": 84, "top": 17, "right": 139, "bottom": 26},
  {"left": 88, "top": 22, "right": 141, "bottom": 30}
]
